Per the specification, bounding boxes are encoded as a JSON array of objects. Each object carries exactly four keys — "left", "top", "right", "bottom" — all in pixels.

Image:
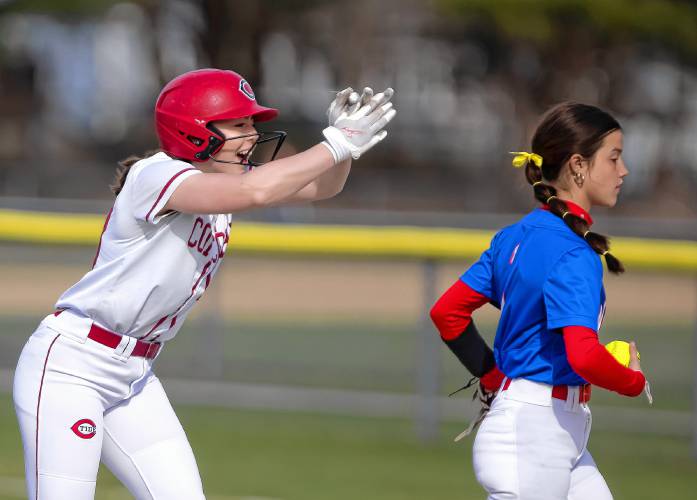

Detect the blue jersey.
[{"left": 461, "top": 208, "right": 606, "bottom": 386}]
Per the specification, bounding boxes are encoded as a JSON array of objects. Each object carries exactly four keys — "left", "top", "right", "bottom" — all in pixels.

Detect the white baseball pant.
[
  {"left": 13, "top": 316, "right": 206, "bottom": 500},
  {"left": 473, "top": 377, "right": 613, "bottom": 500}
]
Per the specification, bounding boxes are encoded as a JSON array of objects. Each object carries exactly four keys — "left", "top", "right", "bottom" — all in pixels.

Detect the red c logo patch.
[
  {"left": 71, "top": 419, "right": 97, "bottom": 439},
  {"left": 239, "top": 79, "right": 256, "bottom": 101}
]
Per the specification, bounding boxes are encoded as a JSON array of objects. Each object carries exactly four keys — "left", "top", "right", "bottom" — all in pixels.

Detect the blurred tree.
[{"left": 439, "top": 0, "right": 697, "bottom": 58}]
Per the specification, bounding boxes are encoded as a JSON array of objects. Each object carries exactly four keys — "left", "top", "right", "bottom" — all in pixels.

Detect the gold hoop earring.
[{"left": 574, "top": 171, "right": 585, "bottom": 188}]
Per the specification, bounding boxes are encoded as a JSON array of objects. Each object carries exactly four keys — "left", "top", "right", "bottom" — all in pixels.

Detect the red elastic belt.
[
  {"left": 502, "top": 378, "right": 592, "bottom": 403},
  {"left": 54, "top": 310, "right": 161, "bottom": 359},
  {"left": 88, "top": 323, "right": 161, "bottom": 359}
]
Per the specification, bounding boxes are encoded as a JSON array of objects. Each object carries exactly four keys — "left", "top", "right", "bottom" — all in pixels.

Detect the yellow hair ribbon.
[{"left": 510, "top": 151, "right": 543, "bottom": 169}]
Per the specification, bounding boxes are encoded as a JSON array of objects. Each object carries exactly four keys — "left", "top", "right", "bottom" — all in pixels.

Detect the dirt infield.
[{"left": 0, "top": 252, "right": 694, "bottom": 323}]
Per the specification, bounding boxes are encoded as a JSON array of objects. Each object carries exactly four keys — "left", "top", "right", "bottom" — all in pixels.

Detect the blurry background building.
[{"left": 1, "top": 0, "right": 696, "bottom": 220}]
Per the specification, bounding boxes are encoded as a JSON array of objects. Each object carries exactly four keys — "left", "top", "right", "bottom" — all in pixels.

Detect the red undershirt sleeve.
[
  {"left": 563, "top": 325, "right": 645, "bottom": 397},
  {"left": 430, "top": 280, "right": 505, "bottom": 392},
  {"left": 430, "top": 280, "right": 488, "bottom": 340}
]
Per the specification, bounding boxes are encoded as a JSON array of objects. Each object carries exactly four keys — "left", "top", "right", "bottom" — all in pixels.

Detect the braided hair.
[{"left": 525, "top": 102, "right": 624, "bottom": 274}]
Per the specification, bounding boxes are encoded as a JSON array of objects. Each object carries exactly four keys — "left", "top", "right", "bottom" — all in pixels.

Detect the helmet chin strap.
[{"left": 209, "top": 156, "right": 257, "bottom": 173}]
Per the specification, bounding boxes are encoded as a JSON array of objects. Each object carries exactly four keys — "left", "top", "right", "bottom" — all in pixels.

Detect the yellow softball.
[{"left": 605, "top": 340, "right": 639, "bottom": 367}]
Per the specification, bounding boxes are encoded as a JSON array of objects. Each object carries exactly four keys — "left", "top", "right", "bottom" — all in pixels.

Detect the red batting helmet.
[{"left": 155, "top": 69, "right": 279, "bottom": 162}]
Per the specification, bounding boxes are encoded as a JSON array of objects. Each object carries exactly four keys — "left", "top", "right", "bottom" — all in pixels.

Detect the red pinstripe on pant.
[{"left": 34, "top": 334, "right": 60, "bottom": 500}]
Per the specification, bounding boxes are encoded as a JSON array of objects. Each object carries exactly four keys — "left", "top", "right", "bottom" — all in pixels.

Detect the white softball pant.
[
  {"left": 13, "top": 317, "right": 206, "bottom": 500},
  {"left": 473, "top": 377, "right": 613, "bottom": 500}
]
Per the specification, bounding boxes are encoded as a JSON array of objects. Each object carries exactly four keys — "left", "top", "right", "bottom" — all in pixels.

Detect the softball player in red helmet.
[
  {"left": 13, "top": 68, "right": 396, "bottom": 499},
  {"left": 431, "top": 102, "right": 646, "bottom": 499}
]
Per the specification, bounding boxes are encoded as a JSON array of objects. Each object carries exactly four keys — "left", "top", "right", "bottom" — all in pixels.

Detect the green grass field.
[{"left": 1, "top": 394, "right": 696, "bottom": 499}]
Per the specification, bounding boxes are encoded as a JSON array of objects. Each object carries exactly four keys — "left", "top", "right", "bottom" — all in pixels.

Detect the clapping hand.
[{"left": 322, "top": 86, "right": 396, "bottom": 161}]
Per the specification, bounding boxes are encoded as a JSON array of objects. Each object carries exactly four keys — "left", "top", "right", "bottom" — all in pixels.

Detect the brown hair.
[
  {"left": 527, "top": 102, "right": 624, "bottom": 274},
  {"left": 111, "top": 150, "right": 169, "bottom": 196}
]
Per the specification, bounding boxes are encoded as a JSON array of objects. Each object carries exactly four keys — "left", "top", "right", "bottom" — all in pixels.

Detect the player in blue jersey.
[{"left": 431, "top": 102, "right": 646, "bottom": 499}]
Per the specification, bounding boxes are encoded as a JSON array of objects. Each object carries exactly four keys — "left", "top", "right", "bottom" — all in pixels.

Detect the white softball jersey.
[{"left": 50, "top": 152, "right": 232, "bottom": 343}]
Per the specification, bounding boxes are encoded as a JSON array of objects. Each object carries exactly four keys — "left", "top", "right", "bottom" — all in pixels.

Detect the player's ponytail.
[
  {"left": 111, "top": 150, "right": 165, "bottom": 196},
  {"left": 516, "top": 102, "right": 625, "bottom": 274}
]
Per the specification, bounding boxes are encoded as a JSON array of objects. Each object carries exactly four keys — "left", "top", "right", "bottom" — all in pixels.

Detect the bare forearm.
[
  {"left": 165, "top": 144, "right": 337, "bottom": 214},
  {"left": 289, "top": 158, "right": 352, "bottom": 202},
  {"left": 240, "top": 143, "right": 337, "bottom": 205},
  {"left": 315, "top": 158, "right": 351, "bottom": 197}
]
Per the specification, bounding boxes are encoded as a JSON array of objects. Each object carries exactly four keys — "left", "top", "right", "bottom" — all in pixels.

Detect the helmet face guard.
[
  {"left": 155, "top": 69, "right": 283, "bottom": 163},
  {"left": 200, "top": 126, "right": 288, "bottom": 168}
]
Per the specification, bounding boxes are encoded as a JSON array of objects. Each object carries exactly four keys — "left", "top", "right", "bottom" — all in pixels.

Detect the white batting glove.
[
  {"left": 327, "top": 87, "right": 359, "bottom": 127},
  {"left": 327, "top": 86, "right": 394, "bottom": 126},
  {"left": 322, "top": 88, "right": 396, "bottom": 162},
  {"left": 346, "top": 87, "right": 373, "bottom": 115},
  {"left": 362, "top": 87, "right": 394, "bottom": 114},
  {"left": 347, "top": 87, "right": 395, "bottom": 117}
]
